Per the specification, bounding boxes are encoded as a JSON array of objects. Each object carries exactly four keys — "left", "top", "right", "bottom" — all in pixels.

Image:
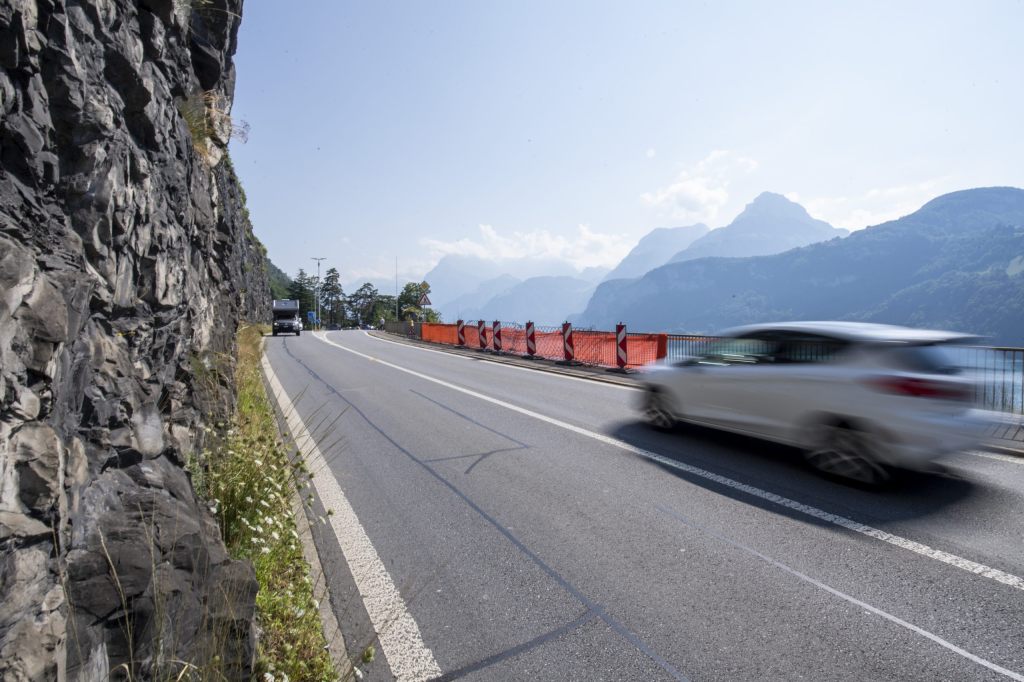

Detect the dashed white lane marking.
[
  {"left": 263, "top": 355, "right": 442, "bottom": 682},
  {"left": 659, "top": 506, "right": 1024, "bottom": 681},
  {"left": 314, "top": 332, "right": 1024, "bottom": 593},
  {"left": 357, "top": 330, "right": 638, "bottom": 390}
]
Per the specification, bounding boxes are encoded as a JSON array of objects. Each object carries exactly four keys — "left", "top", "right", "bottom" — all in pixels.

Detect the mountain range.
[
  {"left": 425, "top": 255, "right": 609, "bottom": 324},
  {"left": 425, "top": 192, "right": 851, "bottom": 324},
  {"left": 601, "top": 224, "right": 710, "bottom": 281},
  {"left": 578, "top": 187, "right": 1024, "bottom": 343},
  {"left": 666, "top": 192, "right": 848, "bottom": 263},
  {"left": 457, "top": 276, "right": 597, "bottom": 325}
]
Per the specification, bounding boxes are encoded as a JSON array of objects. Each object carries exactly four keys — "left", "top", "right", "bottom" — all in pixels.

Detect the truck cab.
[{"left": 272, "top": 300, "right": 302, "bottom": 336}]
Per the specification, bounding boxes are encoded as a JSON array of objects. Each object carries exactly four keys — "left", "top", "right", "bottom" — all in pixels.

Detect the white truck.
[{"left": 272, "top": 299, "right": 302, "bottom": 336}]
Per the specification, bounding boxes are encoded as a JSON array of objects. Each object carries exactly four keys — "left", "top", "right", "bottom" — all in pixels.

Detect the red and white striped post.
[
  {"left": 492, "top": 320, "right": 502, "bottom": 352},
  {"left": 562, "top": 322, "right": 575, "bottom": 362},
  {"left": 456, "top": 319, "right": 465, "bottom": 346},
  {"left": 525, "top": 321, "right": 537, "bottom": 358},
  {"left": 616, "top": 322, "right": 628, "bottom": 369},
  {"left": 477, "top": 320, "right": 487, "bottom": 349}
]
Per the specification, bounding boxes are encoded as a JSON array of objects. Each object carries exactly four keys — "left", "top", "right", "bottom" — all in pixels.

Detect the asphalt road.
[{"left": 264, "top": 330, "right": 1024, "bottom": 682}]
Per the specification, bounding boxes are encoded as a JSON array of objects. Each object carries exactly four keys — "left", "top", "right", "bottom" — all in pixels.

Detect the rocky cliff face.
[{"left": 0, "top": 0, "right": 270, "bottom": 679}]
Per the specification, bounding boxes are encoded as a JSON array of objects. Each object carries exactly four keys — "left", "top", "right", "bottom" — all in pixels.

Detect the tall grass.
[{"left": 194, "top": 324, "right": 336, "bottom": 681}]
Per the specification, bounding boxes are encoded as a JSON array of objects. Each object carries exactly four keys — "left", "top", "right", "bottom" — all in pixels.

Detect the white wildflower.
[{"left": 261, "top": 546, "right": 271, "bottom": 554}]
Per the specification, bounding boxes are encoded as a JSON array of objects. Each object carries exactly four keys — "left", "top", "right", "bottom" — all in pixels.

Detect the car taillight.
[{"left": 864, "top": 376, "right": 971, "bottom": 401}]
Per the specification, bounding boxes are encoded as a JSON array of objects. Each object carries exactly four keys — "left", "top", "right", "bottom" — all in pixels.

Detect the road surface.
[{"left": 264, "top": 330, "right": 1024, "bottom": 681}]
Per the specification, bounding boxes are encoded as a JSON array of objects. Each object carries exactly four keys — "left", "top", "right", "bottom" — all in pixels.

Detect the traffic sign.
[{"left": 418, "top": 293, "right": 432, "bottom": 306}]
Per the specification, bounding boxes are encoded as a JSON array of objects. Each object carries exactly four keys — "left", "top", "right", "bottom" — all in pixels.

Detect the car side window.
[
  {"left": 699, "top": 336, "right": 777, "bottom": 365},
  {"left": 771, "top": 333, "right": 848, "bottom": 364}
]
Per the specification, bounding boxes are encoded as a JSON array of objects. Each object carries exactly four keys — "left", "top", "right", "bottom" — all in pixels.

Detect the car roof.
[{"left": 718, "top": 321, "right": 978, "bottom": 345}]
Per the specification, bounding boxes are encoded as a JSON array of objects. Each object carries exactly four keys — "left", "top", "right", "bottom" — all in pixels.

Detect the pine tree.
[
  {"left": 287, "top": 269, "right": 316, "bottom": 319},
  {"left": 320, "top": 267, "right": 344, "bottom": 324}
]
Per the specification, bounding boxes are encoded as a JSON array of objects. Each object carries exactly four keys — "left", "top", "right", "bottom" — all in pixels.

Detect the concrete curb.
[{"left": 366, "top": 331, "right": 1024, "bottom": 459}]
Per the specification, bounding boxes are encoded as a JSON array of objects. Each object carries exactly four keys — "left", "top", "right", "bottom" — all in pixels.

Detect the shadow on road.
[{"left": 607, "top": 419, "right": 985, "bottom": 530}]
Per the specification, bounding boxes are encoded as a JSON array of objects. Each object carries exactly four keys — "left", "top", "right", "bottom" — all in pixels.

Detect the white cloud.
[
  {"left": 641, "top": 150, "right": 758, "bottom": 223},
  {"left": 421, "top": 223, "right": 633, "bottom": 270},
  {"left": 797, "top": 177, "right": 953, "bottom": 230},
  {"left": 646, "top": 148, "right": 657, "bottom": 159}
]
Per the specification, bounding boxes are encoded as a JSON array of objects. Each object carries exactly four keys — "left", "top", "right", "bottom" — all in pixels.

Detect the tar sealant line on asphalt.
[
  {"left": 316, "top": 332, "right": 1024, "bottom": 594},
  {"left": 285, "top": 340, "right": 690, "bottom": 682},
  {"left": 262, "top": 354, "right": 443, "bottom": 682},
  {"left": 656, "top": 505, "right": 1024, "bottom": 681}
]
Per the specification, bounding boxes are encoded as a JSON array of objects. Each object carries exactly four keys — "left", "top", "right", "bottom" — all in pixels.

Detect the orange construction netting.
[{"left": 418, "top": 323, "right": 666, "bottom": 367}]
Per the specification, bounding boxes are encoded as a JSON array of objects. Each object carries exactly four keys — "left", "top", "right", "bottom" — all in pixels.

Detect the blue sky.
[{"left": 229, "top": 0, "right": 1024, "bottom": 287}]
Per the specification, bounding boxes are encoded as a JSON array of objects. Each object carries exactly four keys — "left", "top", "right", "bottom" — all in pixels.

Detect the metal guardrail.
[
  {"left": 383, "top": 321, "right": 421, "bottom": 338},
  {"left": 666, "top": 335, "right": 1024, "bottom": 418}
]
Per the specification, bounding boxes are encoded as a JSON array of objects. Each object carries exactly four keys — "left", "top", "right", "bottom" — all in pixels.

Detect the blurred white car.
[{"left": 641, "top": 322, "right": 993, "bottom": 484}]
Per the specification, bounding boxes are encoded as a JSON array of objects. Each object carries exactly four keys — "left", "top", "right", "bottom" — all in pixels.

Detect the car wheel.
[
  {"left": 804, "top": 424, "right": 890, "bottom": 486},
  {"left": 643, "top": 389, "right": 677, "bottom": 431},
  {"left": 272, "top": 331, "right": 277, "bottom": 337},
  {"left": 296, "top": 330, "right": 301, "bottom": 336}
]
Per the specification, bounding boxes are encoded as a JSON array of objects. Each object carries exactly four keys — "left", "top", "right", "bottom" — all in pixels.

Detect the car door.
[
  {"left": 700, "top": 332, "right": 850, "bottom": 441},
  {"left": 683, "top": 334, "right": 778, "bottom": 432}
]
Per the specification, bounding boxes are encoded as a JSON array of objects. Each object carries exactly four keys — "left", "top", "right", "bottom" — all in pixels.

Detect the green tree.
[
  {"left": 396, "top": 281, "right": 440, "bottom": 322},
  {"left": 347, "top": 283, "right": 378, "bottom": 326},
  {"left": 287, "top": 269, "right": 316, "bottom": 319},
  {"left": 320, "top": 267, "right": 345, "bottom": 324},
  {"left": 371, "top": 295, "right": 398, "bottom": 325}
]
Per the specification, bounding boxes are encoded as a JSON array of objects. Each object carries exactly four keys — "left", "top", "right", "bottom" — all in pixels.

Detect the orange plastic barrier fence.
[
  {"left": 572, "top": 331, "right": 666, "bottom": 367},
  {"left": 416, "top": 322, "right": 666, "bottom": 368},
  {"left": 421, "top": 323, "right": 459, "bottom": 345}
]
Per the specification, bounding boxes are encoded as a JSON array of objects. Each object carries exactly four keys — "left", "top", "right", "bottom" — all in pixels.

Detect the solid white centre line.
[
  {"left": 314, "top": 331, "right": 1024, "bottom": 593},
  {"left": 658, "top": 506, "right": 1024, "bottom": 681},
  {"left": 263, "top": 355, "right": 442, "bottom": 682}
]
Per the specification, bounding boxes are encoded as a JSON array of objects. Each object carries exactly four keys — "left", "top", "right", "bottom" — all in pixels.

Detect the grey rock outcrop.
[{"left": 1, "top": 0, "right": 269, "bottom": 679}]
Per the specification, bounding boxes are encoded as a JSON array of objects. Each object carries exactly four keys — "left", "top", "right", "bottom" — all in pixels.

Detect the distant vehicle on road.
[
  {"left": 271, "top": 299, "right": 302, "bottom": 336},
  {"left": 640, "top": 321, "right": 992, "bottom": 484}
]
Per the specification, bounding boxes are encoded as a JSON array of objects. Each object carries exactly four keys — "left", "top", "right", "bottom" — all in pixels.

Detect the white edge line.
[
  {"left": 660, "top": 506, "right": 1024, "bottom": 682},
  {"left": 314, "top": 331, "right": 1024, "bottom": 593},
  {"left": 262, "top": 354, "right": 442, "bottom": 682},
  {"left": 360, "top": 330, "right": 638, "bottom": 390}
]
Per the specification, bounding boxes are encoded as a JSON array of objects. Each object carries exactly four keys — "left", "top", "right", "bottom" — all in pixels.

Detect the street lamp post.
[{"left": 311, "top": 257, "right": 326, "bottom": 330}]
